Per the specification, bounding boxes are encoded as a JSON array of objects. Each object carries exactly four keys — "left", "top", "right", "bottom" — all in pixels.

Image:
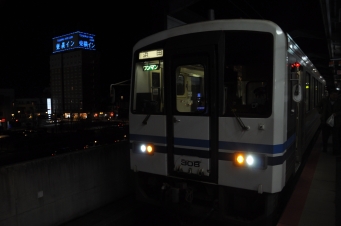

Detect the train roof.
[
  {"left": 133, "top": 19, "right": 325, "bottom": 84},
  {"left": 133, "top": 19, "right": 281, "bottom": 51}
]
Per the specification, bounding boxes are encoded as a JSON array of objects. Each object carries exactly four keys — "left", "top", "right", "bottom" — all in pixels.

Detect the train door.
[
  {"left": 287, "top": 64, "right": 300, "bottom": 177},
  {"left": 165, "top": 44, "right": 219, "bottom": 183},
  {"left": 290, "top": 63, "right": 304, "bottom": 170}
]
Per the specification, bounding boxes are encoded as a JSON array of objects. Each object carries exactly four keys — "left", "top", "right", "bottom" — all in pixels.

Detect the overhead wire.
[
  {"left": 228, "top": 0, "right": 265, "bottom": 19},
  {"left": 228, "top": 0, "right": 251, "bottom": 18},
  {"left": 242, "top": 0, "right": 264, "bottom": 19}
]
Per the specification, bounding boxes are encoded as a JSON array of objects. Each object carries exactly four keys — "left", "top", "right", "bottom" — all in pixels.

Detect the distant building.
[
  {"left": 0, "top": 89, "right": 15, "bottom": 130},
  {"left": 50, "top": 31, "right": 100, "bottom": 120},
  {"left": 14, "top": 98, "right": 46, "bottom": 119}
]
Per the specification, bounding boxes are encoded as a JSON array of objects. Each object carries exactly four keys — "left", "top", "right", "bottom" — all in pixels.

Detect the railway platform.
[
  {"left": 60, "top": 130, "right": 340, "bottom": 226},
  {"left": 277, "top": 130, "right": 341, "bottom": 226}
]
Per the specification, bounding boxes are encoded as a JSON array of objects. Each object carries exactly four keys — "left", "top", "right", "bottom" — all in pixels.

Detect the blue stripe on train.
[
  {"left": 130, "top": 133, "right": 296, "bottom": 155},
  {"left": 130, "top": 133, "right": 297, "bottom": 166},
  {"left": 130, "top": 134, "right": 210, "bottom": 148},
  {"left": 219, "top": 133, "right": 296, "bottom": 154}
]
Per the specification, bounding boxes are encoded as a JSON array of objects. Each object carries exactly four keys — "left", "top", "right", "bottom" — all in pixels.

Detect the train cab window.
[
  {"left": 223, "top": 31, "right": 273, "bottom": 118},
  {"left": 175, "top": 64, "right": 205, "bottom": 113},
  {"left": 132, "top": 60, "right": 164, "bottom": 114}
]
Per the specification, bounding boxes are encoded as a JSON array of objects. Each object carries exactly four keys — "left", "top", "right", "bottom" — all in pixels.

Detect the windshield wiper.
[
  {"left": 142, "top": 114, "right": 151, "bottom": 125},
  {"left": 231, "top": 109, "right": 250, "bottom": 131}
]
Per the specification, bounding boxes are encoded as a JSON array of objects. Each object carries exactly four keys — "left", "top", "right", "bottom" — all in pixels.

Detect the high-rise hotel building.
[{"left": 49, "top": 31, "right": 100, "bottom": 119}]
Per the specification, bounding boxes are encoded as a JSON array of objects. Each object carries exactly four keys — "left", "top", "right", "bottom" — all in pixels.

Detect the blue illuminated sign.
[{"left": 52, "top": 31, "right": 96, "bottom": 53}]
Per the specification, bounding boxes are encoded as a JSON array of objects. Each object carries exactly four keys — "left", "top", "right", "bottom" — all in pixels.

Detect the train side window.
[
  {"left": 305, "top": 72, "right": 310, "bottom": 112},
  {"left": 314, "top": 78, "right": 318, "bottom": 108},
  {"left": 132, "top": 60, "right": 164, "bottom": 114},
  {"left": 316, "top": 79, "right": 319, "bottom": 106},
  {"left": 312, "top": 77, "right": 315, "bottom": 107},
  {"left": 175, "top": 64, "right": 205, "bottom": 113}
]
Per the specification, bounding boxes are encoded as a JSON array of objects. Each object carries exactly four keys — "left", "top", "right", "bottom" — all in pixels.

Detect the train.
[{"left": 128, "top": 19, "right": 325, "bottom": 225}]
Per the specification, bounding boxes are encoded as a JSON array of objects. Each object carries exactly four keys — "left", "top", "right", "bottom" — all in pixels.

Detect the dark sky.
[
  {"left": 0, "top": 0, "right": 331, "bottom": 98},
  {"left": 0, "top": 0, "right": 167, "bottom": 98}
]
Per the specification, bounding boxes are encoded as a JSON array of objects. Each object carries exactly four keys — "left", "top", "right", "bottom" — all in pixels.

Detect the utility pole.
[{"left": 110, "top": 79, "right": 130, "bottom": 113}]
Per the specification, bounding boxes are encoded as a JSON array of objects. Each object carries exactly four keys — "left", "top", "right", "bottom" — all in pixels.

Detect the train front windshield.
[
  {"left": 224, "top": 31, "right": 273, "bottom": 118},
  {"left": 132, "top": 58, "right": 164, "bottom": 114},
  {"left": 131, "top": 31, "right": 273, "bottom": 118}
]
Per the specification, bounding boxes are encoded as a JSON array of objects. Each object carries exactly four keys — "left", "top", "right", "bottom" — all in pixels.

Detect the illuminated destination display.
[
  {"left": 143, "top": 64, "right": 159, "bottom": 71},
  {"left": 139, "top": 49, "right": 163, "bottom": 59},
  {"left": 52, "top": 31, "right": 96, "bottom": 53}
]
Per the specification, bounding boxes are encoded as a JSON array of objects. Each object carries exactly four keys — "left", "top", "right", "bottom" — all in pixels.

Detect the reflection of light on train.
[{"left": 129, "top": 19, "right": 325, "bottom": 224}]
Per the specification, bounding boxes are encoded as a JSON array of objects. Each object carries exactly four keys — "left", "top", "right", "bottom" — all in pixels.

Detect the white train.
[{"left": 129, "top": 19, "right": 325, "bottom": 224}]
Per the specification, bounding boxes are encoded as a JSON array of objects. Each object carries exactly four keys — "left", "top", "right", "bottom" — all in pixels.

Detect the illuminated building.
[{"left": 50, "top": 31, "right": 100, "bottom": 120}]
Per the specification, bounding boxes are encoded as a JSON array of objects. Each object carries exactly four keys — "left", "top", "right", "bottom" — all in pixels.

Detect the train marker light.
[
  {"left": 291, "top": 62, "right": 303, "bottom": 72},
  {"left": 235, "top": 154, "right": 244, "bottom": 165},
  {"left": 147, "top": 145, "right": 153, "bottom": 153}
]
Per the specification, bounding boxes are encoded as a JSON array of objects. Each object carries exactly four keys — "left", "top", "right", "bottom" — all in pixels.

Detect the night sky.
[
  {"left": 0, "top": 0, "right": 331, "bottom": 98},
  {"left": 0, "top": 0, "right": 166, "bottom": 99}
]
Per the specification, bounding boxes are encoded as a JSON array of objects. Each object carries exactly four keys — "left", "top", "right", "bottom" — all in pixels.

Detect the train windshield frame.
[{"left": 224, "top": 31, "right": 273, "bottom": 118}]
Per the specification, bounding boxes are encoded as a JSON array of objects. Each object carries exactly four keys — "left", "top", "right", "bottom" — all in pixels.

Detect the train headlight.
[
  {"left": 234, "top": 152, "right": 267, "bottom": 169},
  {"left": 147, "top": 145, "right": 153, "bottom": 153},
  {"left": 246, "top": 155, "right": 254, "bottom": 166},
  {"left": 140, "top": 145, "right": 146, "bottom": 152}
]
